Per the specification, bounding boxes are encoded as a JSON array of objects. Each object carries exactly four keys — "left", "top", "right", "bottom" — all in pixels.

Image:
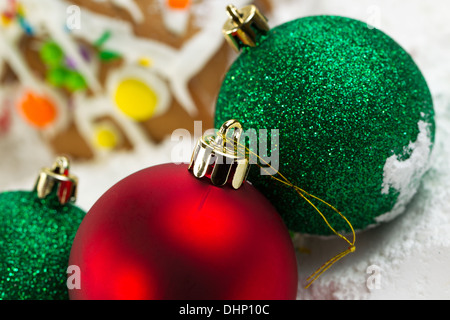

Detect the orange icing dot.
[
  {"left": 18, "top": 91, "right": 58, "bottom": 129},
  {"left": 167, "top": 0, "right": 190, "bottom": 10}
]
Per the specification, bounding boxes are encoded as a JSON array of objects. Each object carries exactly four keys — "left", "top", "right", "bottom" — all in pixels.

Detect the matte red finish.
[{"left": 69, "top": 163, "right": 298, "bottom": 300}]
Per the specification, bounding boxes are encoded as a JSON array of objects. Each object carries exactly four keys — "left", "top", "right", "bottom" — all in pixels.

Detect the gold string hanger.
[{"left": 206, "top": 123, "right": 356, "bottom": 289}]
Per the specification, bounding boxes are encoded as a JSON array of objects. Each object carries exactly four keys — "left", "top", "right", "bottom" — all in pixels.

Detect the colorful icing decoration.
[
  {"left": 94, "top": 31, "right": 122, "bottom": 62},
  {"left": 1, "top": 12, "right": 13, "bottom": 26},
  {"left": 40, "top": 41, "right": 64, "bottom": 67},
  {"left": 108, "top": 66, "right": 171, "bottom": 122},
  {"left": 64, "top": 69, "right": 87, "bottom": 91},
  {"left": 114, "top": 78, "right": 158, "bottom": 121},
  {"left": 138, "top": 57, "right": 153, "bottom": 68},
  {"left": 93, "top": 122, "right": 121, "bottom": 150},
  {"left": 93, "top": 30, "right": 112, "bottom": 48},
  {"left": 0, "top": 28, "right": 67, "bottom": 134},
  {"left": 39, "top": 40, "right": 88, "bottom": 92},
  {"left": 17, "top": 91, "right": 58, "bottom": 129},
  {"left": 0, "top": 0, "right": 34, "bottom": 34},
  {"left": 46, "top": 67, "right": 68, "bottom": 87},
  {"left": 29, "top": 0, "right": 102, "bottom": 93},
  {"left": 98, "top": 50, "right": 122, "bottom": 62}
]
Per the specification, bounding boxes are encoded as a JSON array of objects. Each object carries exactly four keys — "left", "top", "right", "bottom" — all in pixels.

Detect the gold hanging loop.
[
  {"left": 188, "top": 119, "right": 250, "bottom": 189},
  {"left": 34, "top": 156, "right": 78, "bottom": 205},
  {"left": 222, "top": 4, "right": 270, "bottom": 52}
]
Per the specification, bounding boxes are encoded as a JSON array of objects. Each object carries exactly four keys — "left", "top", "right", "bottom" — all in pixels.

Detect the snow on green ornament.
[
  {"left": 0, "top": 157, "right": 85, "bottom": 300},
  {"left": 214, "top": 5, "right": 435, "bottom": 235}
]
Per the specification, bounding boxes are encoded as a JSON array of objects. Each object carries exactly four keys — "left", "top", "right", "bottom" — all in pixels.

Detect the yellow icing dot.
[
  {"left": 138, "top": 57, "right": 153, "bottom": 67},
  {"left": 114, "top": 78, "right": 158, "bottom": 121},
  {"left": 1, "top": 15, "right": 12, "bottom": 26},
  {"left": 93, "top": 125, "right": 119, "bottom": 149},
  {"left": 17, "top": 4, "right": 26, "bottom": 16}
]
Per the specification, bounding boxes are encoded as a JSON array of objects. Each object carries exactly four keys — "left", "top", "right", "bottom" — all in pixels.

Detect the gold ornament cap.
[
  {"left": 34, "top": 156, "right": 78, "bottom": 205},
  {"left": 222, "top": 4, "right": 270, "bottom": 52},
  {"left": 188, "top": 119, "right": 250, "bottom": 189}
]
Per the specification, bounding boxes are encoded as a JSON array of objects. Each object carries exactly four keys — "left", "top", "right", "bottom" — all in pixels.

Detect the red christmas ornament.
[{"left": 69, "top": 120, "right": 298, "bottom": 300}]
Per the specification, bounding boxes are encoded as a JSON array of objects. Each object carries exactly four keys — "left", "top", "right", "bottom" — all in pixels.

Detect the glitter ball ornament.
[
  {"left": 69, "top": 120, "right": 298, "bottom": 300},
  {"left": 215, "top": 6, "right": 435, "bottom": 235},
  {"left": 0, "top": 157, "right": 85, "bottom": 300}
]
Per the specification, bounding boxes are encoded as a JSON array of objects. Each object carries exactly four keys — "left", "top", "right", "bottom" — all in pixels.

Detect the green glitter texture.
[
  {"left": 0, "top": 191, "right": 85, "bottom": 300},
  {"left": 215, "top": 16, "right": 435, "bottom": 235}
]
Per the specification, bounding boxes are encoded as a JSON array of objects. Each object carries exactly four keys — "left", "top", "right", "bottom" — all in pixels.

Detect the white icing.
[
  {"left": 378, "top": 120, "right": 433, "bottom": 223},
  {"left": 160, "top": 2, "right": 190, "bottom": 36},
  {"left": 0, "top": 26, "right": 41, "bottom": 89},
  {"left": 110, "top": 0, "right": 144, "bottom": 24},
  {"left": 0, "top": 2, "right": 9, "bottom": 12}
]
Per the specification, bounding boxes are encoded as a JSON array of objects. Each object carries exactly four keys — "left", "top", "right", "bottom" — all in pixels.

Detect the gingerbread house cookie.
[{"left": 0, "top": 0, "right": 271, "bottom": 159}]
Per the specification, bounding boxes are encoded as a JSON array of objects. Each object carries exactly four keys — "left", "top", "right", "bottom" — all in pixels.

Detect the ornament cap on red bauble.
[{"left": 69, "top": 120, "right": 298, "bottom": 300}]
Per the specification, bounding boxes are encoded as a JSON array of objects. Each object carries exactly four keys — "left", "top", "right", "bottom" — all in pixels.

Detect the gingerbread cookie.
[{"left": 0, "top": 0, "right": 271, "bottom": 159}]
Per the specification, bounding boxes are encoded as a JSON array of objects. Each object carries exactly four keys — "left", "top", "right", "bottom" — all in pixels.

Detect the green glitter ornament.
[
  {"left": 215, "top": 5, "right": 435, "bottom": 235},
  {"left": 0, "top": 157, "right": 85, "bottom": 300}
]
